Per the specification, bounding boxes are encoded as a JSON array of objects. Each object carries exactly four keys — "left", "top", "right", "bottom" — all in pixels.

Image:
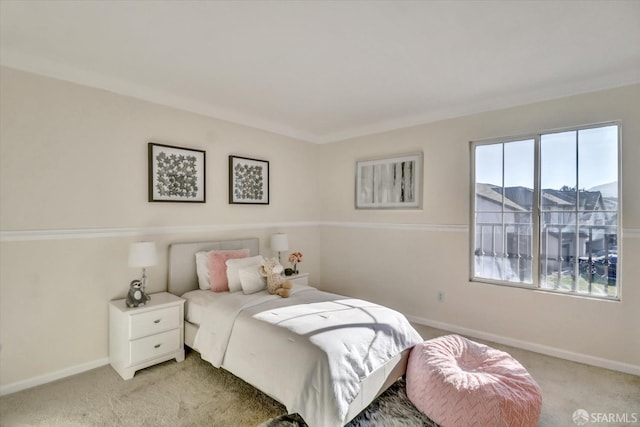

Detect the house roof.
[
  {"left": 475, "top": 184, "right": 527, "bottom": 212},
  {"left": 542, "top": 189, "right": 604, "bottom": 211},
  {"left": 477, "top": 185, "right": 610, "bottom": 215}
]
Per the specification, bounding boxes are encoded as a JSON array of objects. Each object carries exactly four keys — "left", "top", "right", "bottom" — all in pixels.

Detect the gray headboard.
[{"left": 168, "top": 238, "right": 260, "bottom": 296}]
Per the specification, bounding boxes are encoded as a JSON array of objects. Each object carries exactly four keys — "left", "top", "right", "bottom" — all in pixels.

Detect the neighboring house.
[
  {"left": 474, "top": 184, "right": 618, "bottom": 283},
  {"left": 474, "top": 184, "right": 532, "bottom": 282},
  {"left": 538, "top": 188, "right": 616, "bottom": 261}
]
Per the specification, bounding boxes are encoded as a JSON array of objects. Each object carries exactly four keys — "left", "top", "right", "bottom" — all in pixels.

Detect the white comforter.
[{"left": 192, "top": 284, "right": 423, "bottom": 427}]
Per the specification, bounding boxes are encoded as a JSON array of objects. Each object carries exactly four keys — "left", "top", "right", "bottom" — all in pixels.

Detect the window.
[{"left": 471, "top": 123, "right": 620, "bottom": 299}]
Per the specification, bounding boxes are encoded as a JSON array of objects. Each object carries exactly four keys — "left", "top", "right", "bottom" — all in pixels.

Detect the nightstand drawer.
[
  {"left": 129, "top": 306, "right": 180, "bottom": 340},
  {"left": 129, "top": 329, "right": 181, "bottom": 365}
]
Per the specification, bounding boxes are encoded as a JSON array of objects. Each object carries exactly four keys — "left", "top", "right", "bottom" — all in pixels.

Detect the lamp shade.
[
  {"left": 128, "top": 241, "right": 158, "bottom": 268},
  {"left": 270, "top": 233, "right": 289, "bottom": 252}
]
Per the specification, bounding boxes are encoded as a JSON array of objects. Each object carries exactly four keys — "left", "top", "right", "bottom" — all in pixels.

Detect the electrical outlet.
[{"left": 437, "top": 291, "right": 444, "bottom": 302}]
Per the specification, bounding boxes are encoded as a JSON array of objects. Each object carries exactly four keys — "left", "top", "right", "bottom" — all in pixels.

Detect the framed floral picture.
[
  {"left": 148, "top": 143, "right": 206, "bottom": 203},
  {"left": 355, "top": 152, "right": 423, "bottom": 209},
  {"left": 229, "top": 155, "right": 269, "bottom": 204}
]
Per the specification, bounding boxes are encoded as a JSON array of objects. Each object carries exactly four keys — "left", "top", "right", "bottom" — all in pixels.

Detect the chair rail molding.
[{"left": 1, "top": 223, "right": 638, "bottom": 242}]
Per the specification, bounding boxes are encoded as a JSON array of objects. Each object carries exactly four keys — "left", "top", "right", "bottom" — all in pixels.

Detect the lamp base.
[{"left": 141, "top": 268, "right": 151, "bottom": 301}]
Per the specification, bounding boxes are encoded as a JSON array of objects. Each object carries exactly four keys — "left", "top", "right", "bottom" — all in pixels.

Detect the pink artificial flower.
[{"left": 288, "top": 252, "right": 303, "bottom": 264}]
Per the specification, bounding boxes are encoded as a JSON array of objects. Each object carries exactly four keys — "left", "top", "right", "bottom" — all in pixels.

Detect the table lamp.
[
  {"left": 128, "top": 241, "right": 158, "bottom": 302},
  {"left": 270, "top": 233, "right": 289, "bottom": 263}
]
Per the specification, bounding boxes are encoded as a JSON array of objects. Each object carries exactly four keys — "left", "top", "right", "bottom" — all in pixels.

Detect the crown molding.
[
  {"left": 0, "top": 51, "right": 321, "bottom": 144},
  {"left": 316, "top": 71, "right": 640, "bottom": 144},
  {"left": 3, "top": 50, "right": 638, "bottom": 146}
]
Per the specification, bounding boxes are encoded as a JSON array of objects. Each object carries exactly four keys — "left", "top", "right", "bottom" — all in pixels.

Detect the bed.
[{"left": 167, "top": 238, "right": 423, "bottom": 427}]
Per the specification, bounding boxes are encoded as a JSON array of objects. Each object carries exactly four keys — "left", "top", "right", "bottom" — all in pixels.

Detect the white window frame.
[{"left": 469, "top": 121, "right": 622, "bottom": 300}]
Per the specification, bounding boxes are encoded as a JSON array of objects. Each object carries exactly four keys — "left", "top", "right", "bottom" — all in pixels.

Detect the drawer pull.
[
  {"left": 153, "top": 319, "right": 161, "bottom": 324},
  {"left": 154, "top": 344, "right": 162, "bottom": 349}
]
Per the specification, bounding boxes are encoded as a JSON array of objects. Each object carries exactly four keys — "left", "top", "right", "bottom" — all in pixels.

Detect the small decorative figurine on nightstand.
[
  {"left": 288, "top": 251, "right": 303, "bottom": 275},
  {"left": 126, "top": 280, "right": 147, "bottom": 307}
]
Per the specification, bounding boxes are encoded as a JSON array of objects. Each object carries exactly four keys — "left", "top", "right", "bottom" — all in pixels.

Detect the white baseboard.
[
  {"left": 0, "top": 357, "right": 109, "bottom": 396},
  {"left": 2, "top": 318, "right": 638, "bottom": 396},
  {"left": 406, "top": 314, "right": 640, "bottom": 377}
]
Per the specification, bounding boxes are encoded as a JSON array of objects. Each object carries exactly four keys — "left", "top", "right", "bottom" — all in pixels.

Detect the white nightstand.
[
  {"left": 109, "top": 292, "right": 185, "bottom": 380},
  {"left": 286, "top": 272, "right": 309, "bottom": 286}
]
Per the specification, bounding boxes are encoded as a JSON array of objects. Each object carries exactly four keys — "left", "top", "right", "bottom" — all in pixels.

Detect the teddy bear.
[{"left": 259, "top": 257, "right": 292, "bottom": 298}]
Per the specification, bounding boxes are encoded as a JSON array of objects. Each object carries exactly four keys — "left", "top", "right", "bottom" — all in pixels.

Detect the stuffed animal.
[
  {"left": 259, "top": 257, "right": 292, "bottom": 298},
  {"left": 126, "top": 280, "right": 147, "bottom": 307}
]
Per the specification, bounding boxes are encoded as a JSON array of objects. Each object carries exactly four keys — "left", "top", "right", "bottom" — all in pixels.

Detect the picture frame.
[
  {"left": 355, "top": 152, "right": 423, "bottom": 209},
  {"left": 148, "top": 142, "right": 206, "bottom": 203},
  {"left": 229, "top": 155, "right": 270, "bottom": 204}
]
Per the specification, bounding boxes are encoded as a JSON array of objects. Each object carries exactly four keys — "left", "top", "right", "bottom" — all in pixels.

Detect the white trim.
[
  {"left": 624, "top": 228, "right": 640, "bottom": 239},
  {"left": 0, "top": 222, "right": 467, "bottom": 242},
  {"left": 2, "top": 315, "right": 636, "bottom": 396},
  {"left": 0, "top": 54, "right": 321, "bottom": 144},
  {"left": 319, "top": 221, "right": 468, "bottom": 233},
  {"left": 0, "top": 357, "right": 109, "bottom": 396},
  {"left": 0, "top": 222, "right": 318, "bottom": 242},
  {"left": 406, "top": 314, "right": 640, "bottom": 377},
  {"left": 3, "top": 51, "right": 638, "bottom": 145},
  {"left": 2, "top": 222, "right": 637, "bottom": 242}
]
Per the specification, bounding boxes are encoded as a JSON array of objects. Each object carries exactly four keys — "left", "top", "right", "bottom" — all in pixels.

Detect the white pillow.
[
  {"left": 195, "top": 251, "right": 210, "bottom": 290},
  {"left": 239, "top": 265, "right": 267, "bottom": 294},
  {"left": 226, "top": 255, "right": 264, "bottom": 292}
]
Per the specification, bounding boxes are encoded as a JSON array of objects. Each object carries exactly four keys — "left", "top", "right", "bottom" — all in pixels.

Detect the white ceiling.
[{"left": 1, "top": 1, "right": 639, "bottom": 143}]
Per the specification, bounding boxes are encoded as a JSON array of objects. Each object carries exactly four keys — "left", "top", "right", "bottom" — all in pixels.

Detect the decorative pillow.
[
  {"left": 226, "top": 255, "right": 264, "bottom": 293},
  {"left": 195, "top": 251, "right": 210, "bottom": 290},
  {"left": 208, "top": 249, "right": 250, "bottom": 292},
  {"left": 239, "top": 265, "right": 267, "bottom": 294}
]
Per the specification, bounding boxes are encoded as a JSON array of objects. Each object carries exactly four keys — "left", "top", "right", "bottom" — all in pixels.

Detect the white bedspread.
[{"left": 192, "top": 285, "right": 423, "bottom": 427}]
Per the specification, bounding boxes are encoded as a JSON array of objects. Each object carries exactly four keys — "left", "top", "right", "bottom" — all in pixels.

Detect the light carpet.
[
  {"left": 3, "top": 323, "right": 639, "bottom": 426},
  {"left": 1, "top": 350, "right": 285, "bottom": 427},
  {"left": 1, "top": 350, "right": 431, "bottom": 427}
]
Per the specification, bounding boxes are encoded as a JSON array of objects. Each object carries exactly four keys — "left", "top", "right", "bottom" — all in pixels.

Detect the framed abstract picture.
[
  {"left": 355, "top": 152, "right": 423, "bottom": 209},
  {"left": 148, "top": 143, "right": 206, "bottom": 203},
  {"left": 229, "top": 155, "right": 269, "bottom": 204}
]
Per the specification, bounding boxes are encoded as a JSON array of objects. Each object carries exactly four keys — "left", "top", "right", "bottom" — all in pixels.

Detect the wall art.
[
  {"left": 229, "top": 155, "right": 269, "bottom": 204},
  {"left": 148, "top": 142, "right": 206, "bottom": 203},
  {"left": 355, "top": 152, "right": 423, "bottom": 209}
]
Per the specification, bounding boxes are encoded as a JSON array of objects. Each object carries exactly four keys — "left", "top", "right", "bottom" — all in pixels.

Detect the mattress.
[{"left": 182, "top": 289, "right": 218, "bottom": 326}]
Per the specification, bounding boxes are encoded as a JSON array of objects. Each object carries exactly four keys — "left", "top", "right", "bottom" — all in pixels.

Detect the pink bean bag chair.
[{"left": 406, "top": 335, "right": 542, "bottom": 427}]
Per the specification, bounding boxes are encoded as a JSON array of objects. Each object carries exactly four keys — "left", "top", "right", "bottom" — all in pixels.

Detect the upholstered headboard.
[{"left": 167, "top": 238, "right": 260, "bottom": 297}]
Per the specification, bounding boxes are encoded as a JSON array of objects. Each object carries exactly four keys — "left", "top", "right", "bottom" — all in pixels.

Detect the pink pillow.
[{"left": 208, "top": 249, "right": 250, "bottom": 292}]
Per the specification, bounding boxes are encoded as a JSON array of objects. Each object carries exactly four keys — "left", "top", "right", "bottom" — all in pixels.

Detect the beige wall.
[
  {"left": 0, "top": 67, "right": 322, "bottom": 389},
  {"left": 318, "top": 84, "right": 640, "bottom": 368},
  {"left": 0, "top": 68, "right": 322, "bottom": 229},
  {"left": 1, "top": 67, "right": 638, "bottom": 391}
]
